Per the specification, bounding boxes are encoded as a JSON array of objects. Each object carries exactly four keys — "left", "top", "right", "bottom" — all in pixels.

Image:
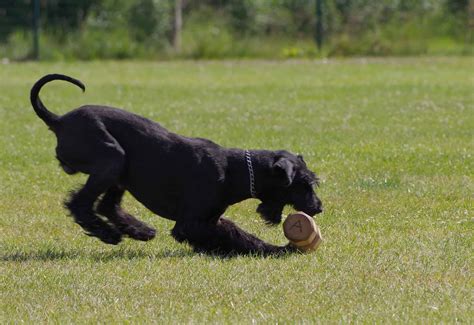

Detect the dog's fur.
[{"left": 30, "top": 74, "right": 323, "bottom": 256}]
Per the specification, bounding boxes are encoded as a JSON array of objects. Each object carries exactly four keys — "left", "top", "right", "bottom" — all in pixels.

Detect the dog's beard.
[{"left": 257, "top": 202, "right": 284, "bottom": 225}]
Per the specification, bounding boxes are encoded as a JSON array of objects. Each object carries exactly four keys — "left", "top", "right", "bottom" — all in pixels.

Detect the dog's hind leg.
[
  {"left": 66, "top": 175, "right": 123, "bottom": 245},
  {"left": 171, "top": 217, "right": 294, "bottom": 256},
  {"left": 96, "top": 186, "right": 156, "bottom": 241},
  {"left": 63, "top": 130, "right": 126, "bottom": 245}
]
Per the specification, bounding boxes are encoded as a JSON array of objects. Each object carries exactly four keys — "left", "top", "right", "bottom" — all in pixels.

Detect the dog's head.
[{"left": 256, "top": 151, "right": 322, "bottom": 225}]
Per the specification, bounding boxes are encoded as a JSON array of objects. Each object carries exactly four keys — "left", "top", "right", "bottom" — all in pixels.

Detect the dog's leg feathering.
[
  {"left": 97, "top": 186, "right": 156, "bottom": 241},
  {"left": 66, "top": 175, "right": 123, "bottom": 245},
  {"left": 171, "top": 216, "right": 295, "bottom": 256}
]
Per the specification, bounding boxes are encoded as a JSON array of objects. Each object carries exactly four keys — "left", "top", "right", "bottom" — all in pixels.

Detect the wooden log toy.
[{"left": 283, "top": 212, "right": 322, "bottom": 252}]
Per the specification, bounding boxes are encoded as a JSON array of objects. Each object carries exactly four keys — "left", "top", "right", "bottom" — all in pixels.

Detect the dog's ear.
[
  {"left": 297, "top": 154, "right": 307, "bottom": 167},
  {"left": 273, "top": 157, "right": 296, "bottom": 187}
]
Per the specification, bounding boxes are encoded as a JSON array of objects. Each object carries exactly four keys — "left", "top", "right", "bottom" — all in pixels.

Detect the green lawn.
[{"left": 0, "top": 58, "right": 472, "bottom": 323}]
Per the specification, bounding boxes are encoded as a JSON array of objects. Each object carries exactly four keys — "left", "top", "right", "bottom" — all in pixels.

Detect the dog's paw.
[
  {"left": 85, "top": 228, "right": 122, "bottom": 245},
  {"left": 112, "top": 215, "right": 156, "bottom": 242},
  {"left": 123, "top": 225, "right": 156, "bottom": 242}
]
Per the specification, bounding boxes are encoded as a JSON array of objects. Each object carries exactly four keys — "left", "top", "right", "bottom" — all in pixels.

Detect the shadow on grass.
[
  {"left": 0, "top": 247, "right": 196, "bottom": 262},
  {"left": 0, "top": 247, "right": 294, "bottom": 262}
]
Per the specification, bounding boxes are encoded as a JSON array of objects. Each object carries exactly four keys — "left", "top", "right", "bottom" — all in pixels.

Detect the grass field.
[{"left": 0, "top": 58, "right": 472, "bottom": 323}]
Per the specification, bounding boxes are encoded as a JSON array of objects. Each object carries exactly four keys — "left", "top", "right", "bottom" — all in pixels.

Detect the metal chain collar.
[{"left": 244, "top": 149, "right": 256, "bottom": 198}]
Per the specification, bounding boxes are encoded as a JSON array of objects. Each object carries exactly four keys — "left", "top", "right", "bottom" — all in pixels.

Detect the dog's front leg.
[{"left": 171, "top": 217, "right": 294, "bottom": 256}]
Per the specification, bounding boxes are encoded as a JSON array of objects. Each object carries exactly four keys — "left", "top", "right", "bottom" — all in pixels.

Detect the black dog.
[{"left": 30, "top": 74, "right": 322, "bottom": 256}]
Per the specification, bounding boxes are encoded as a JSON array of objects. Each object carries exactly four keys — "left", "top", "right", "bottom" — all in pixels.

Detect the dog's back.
[{"left": 31, "top": 75, "right": 226, "bottom": 220}]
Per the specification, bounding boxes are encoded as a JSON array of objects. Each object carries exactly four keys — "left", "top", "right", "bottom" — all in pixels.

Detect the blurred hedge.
[{"left": 0, "top": 0, "right": 472, "bottom": 60}]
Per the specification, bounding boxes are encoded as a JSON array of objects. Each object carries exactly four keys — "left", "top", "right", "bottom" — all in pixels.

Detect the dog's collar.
[{"left": 245, "top": 150, "right": 257, "bottom": 198}]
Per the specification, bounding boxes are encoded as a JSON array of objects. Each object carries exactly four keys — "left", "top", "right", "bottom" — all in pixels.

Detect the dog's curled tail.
[{"left": 30, "top": 74, "right": 85, "bottom": 129}]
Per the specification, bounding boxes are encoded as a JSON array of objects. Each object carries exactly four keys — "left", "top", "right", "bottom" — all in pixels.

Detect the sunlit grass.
[{"left": 0, "top": 57, "right": 472, "bottom": 323}]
